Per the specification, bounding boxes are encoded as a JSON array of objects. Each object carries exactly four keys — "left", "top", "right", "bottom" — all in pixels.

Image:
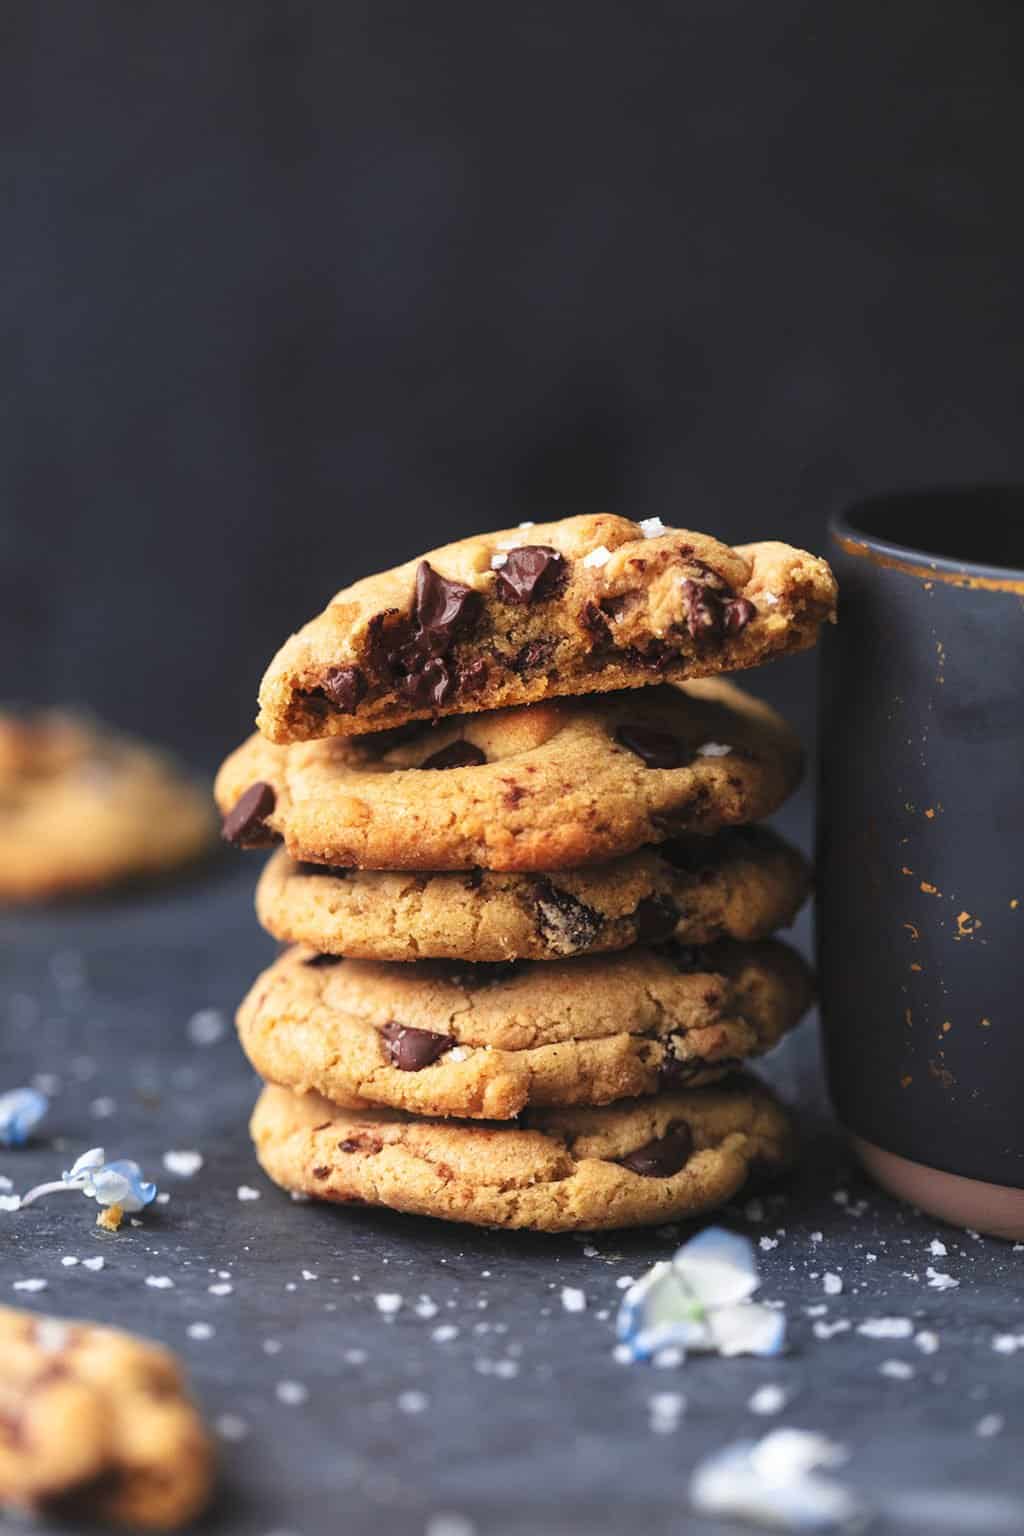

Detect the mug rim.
[{"left": 831, "top": 485, "right": 1024, "bottom": 588}]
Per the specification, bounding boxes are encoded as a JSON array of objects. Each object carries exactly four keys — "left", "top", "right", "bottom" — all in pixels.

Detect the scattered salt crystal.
[
  {"left": 82, "top": 1256, "right": 104, "bottom": 1272},
  {"left": 187, "top": 1008, "right": 226, "bottom": 1045},
  {"left": 561, "top": 1286, "right": 586, "bottom": 1314},
  {"left": 13, "top": 1279, "right": 47, "bottom": 1292},
  {"left": 146, "top": 1275, "right": 174, "bottom": 1289},
  {"left": 0, "top": 1176, "right": 12, "bottom": 1192},
  {"left": 163, "top": 1150, "right": 203, "bottom": 1178},
  {"left": 697, "top": 742, "right": 733, "bottom": 758},
  {"left": 215, "top": 1413, "right": 249, "bottom": 1442},
  {"left": 992, "top": 1335, "right": 1019, "bottom": 1355},
  {"left": 376, "top": 1293, "right": 403, "bottom": 1315},
  {"left": 823, "top": 1273, "right": 843, "bottom": 1296},
  {"left": 759, "top": 1237, "right": 778, "bottom": 1251},
  {"left": 813, "top": 1320, "right": 851, "bottom": 1340},
  {"left": 866, "top": 1253, "right": 877, "bottom": 1263},
  {"left": 426, "top": 1515, "right": 477, "bottom": 1536},
  {"left": 302, "top": 1270, "right": 318, "bottom": 1281},
  {"left": 977, "top": 1414, "right": 1005, "bottom": 1438},
  {"left": 805, "top": 1305, "right": 828, "bottom": 1318},
  {"left": 653, "top": 1347, "right": 685, "bottom": 1368},
  {"left": 398, "top": 1390, "right": 428, "bottom": 1414},
  {"left": 415, "top": 1297, "right": 439, "bottom": 1320},
  {"left": 649, "top": 1391, "right": 685, "bottom": 1433},
  {"left": 583, "top": 545, "right": 612, "bottom": 569},
  {"left": 208, "top": 1282, "right": 233, "bottom": 1296},
  {"left": 188, "top": 1322, "right": 214, "bottom": 1340},
  {"left": 90, "top": 1097, "right": 116, "bottom": 1118},
  {"left": 276, "top": 1380, "right": 308, "bottom": 1406},
  {"left": 518, "top": 521, "right": 535, "bottom": 529},
  {"left": 156, "top": 1192, "right": 171, "bottom": 1205},
  {"left": 344, "top": 1348, "right": 367, "bottom": 1364},
  {"left": 613, "top": 1344, "right": 632, "bottom": 1364},
  {"left": 857, "top": 1318, "right": 913, "bottom": 1340},
  {"left": 879, "top": 1360, "right": 914, "bottom": 1380},
  {"left": 237, "top": 1185, "right": 261, "bottom": 1201},
  {"left": 929, "top": 1239, "right": 947, "bottom": 1257},
  {"left": 926, "top": 1267, "right": 959, "bottom": 1292},
  {"left": 809, "top": 1232, "right": 823, "bottom": 1244},
  {"left": 615, "top": 1276, "right": 635, "bottom": 1290},
  {"left": 489, "top": 553, "right": 508, "bottom": 569},
  {"left": 639, "top": 517, "right": 666, "bottom": 538},
  {"left": 748, "top": 1385, "right": 787, "bottom": 1415},
  {"left": 915, "top": 1332, "right": 939, "bottom": 1355},
  {"left": 61, "top": 1256, "right": 78, "bottom": 1267},
  {"left": 432, "top": 1325, "right": 459, "bottom": 1343}
]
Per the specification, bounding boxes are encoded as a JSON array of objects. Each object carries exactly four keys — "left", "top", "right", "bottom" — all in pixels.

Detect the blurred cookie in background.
[{"left": 0, "top": 710, "right": 214, "bottom": 902}]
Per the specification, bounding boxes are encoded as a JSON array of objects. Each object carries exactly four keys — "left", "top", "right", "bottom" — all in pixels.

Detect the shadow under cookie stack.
[{"left": 217, "top": 515, "right": 837, "bottom": 1233}]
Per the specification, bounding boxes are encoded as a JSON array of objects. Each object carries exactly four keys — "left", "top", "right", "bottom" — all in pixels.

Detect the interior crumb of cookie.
[{"left": 289, "top": 540, "right": 760, "bottom": 727}]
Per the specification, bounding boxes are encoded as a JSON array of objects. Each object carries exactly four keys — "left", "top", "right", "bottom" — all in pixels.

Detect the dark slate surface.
[{"left": 2, "top": 845, "right": 1023, "bottom": 1536}]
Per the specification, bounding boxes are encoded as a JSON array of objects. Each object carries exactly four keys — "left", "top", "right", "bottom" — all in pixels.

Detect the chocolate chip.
[
  {"left": 321, "top": 665, "right": 366, "bottom": 712},
  {"left": 296, "top": 862, "right": 350, "bottom": 877},
  {"left": 458, "top": 656, "right": 490, "bottom": 695},
  {"left": 415, "top": 561, "right": 482, "bottom": 651},
  {"left": 511, "top": 638, "right": 556, "bottom": 676},
  {"left": 686, "top": 578, "right": 732, "bottom": 640},
  {"left": 494, "top": 546, "right": 567, "bottom": 604},
  {"left": 659, "top": 1052, "right": 740, "bottom": 1088},
  {"left": 303, "top": 952, "right": 344, "bottom": 967},
  {"left": 614, "top": 725, "right": 689, "bottom": 769},
  {"left": 421, "top": 740, "right": 487, "bottom": 770},
  {"left": 221, "top": 781, "right": 278, "bottom": 846},
  {"left": 580, "top": 600, "right": 613, "bottom": 650},
  {"left": 531, "top": 879, "right": 603, "bottom": 956},
  {"left": 724, "top": 596, "right": 757, "bottom": 633},
  {"left": 618, "top": 1122, "right": 694, "bottom": 1177},
  {"left": 363, "top": 564, "right": 482, "bottom": 712},
  {"left": 633, "top": 895, "right": 679, "bottom": 945},
  {"left": 380, "top": 1021, "right": 452, "bottom": 1071},
  {"left": 438, "top": 960, "right": 521, "bottom": 989},
  {"left": 312, "top": 1165, "right": 331, "bottom": 1177}
]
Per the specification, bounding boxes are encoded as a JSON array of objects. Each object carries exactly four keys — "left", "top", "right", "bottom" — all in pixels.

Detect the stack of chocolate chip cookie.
[{"left": 217, "top": 514, "right": 837, "bottom": 1232}]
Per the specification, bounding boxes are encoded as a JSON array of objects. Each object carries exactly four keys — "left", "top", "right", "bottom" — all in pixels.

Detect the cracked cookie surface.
[
  {"left": 237, "top": 940, "right": 812, "bottom": 1119},
  {"left": 256, "top": 513, "right": 836, "bottom": 742},
  {"left": 250, "top": 1076, "right": 794, "bottom": 1230},
  {"left": 0, "top": 711, "right": 214, "bottom": 902},
  {"left": 256, "top": 824, "right": 809, "bottom": 962},
  {"left": 217, "top": 678, "right": 803, "bottom": 872},
  {"left": 0, "top": 1304, "right": 213, "bottom": 1529}
]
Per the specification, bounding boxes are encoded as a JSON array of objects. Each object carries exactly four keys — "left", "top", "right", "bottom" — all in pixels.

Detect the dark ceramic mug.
[{"left": 817, "top": 490, "right": 1024, "bottom": 1237}]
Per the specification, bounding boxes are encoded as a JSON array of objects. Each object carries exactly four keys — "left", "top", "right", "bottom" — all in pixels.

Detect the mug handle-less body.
[{"left": 817, "top": 493, "right": 1024, "bottom": 1237}]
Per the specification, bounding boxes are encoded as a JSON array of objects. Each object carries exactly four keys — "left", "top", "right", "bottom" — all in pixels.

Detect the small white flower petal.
[
  {"left": 673, "top": 1227, "right": 760, "bottom": 1308},
  {"left": 708, "top": 1303, "right": 787, "bottom": 1358}
]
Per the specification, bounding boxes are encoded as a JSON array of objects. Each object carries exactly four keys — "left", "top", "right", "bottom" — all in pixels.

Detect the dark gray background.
[{"left": 3, "top": 1, "right": 1022, "bottom": 770}]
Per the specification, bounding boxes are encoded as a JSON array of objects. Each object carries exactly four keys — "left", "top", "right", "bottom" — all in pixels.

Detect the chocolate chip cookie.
[
  {"left": 0, "top": 1304, "right": 213, "bottom": 1528},
  {"left": 250, "top": 1075, "right": 794, "bottom": 1230},
  {"left": 255, "top": 824, "right": 809, "bottom": 961},
  {"left": 217, "top": 678, "right": 803, "bottom": 871},
  {"left": 237, "top": 939, "right": 812, "bottom": 1119},
  {"left": 256, "top": 513, "right": 836, "bottom": 742},
  {"left": 0, "top": 711, "right": 214, "bottom": 902}
]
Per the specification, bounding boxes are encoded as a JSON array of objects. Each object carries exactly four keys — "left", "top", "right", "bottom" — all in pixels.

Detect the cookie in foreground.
[
  {"left": 0, "top": 710, "right": 214, "bottom": 902},
  {"left": 256, "top": 823, "right": 809, "bottom": 962},
  {"left": 250, "top": 1076, "right": 795, "bottom": 1231},
  {"left": 217, "top": 678, "right": 802, "bottom": 872},
  {"left": 256, "top": 513, "right": 836, "bottom": 742},
  {"left": 0, "top": 1304, "right": 213, "bottom": 1529},
  {"left": 238, "top": 940, "right": 813, "bottom": 1120}
]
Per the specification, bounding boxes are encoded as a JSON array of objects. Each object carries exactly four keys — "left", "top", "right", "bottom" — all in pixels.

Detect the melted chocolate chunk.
[
  {"left": 458, "top": 656, "right": 490, "bottom": 695},
  {"left": 494, "top": 546, "right": 567, "bottom": 604},
  {"left": 295, "top": 861, "right": 350, "bottom": 877},
  {"left": 618, "top": 1122, "right": 694, "bottom": 1177},
  {"left": 421, "top": 740, "right": 487, "bottom": 770},
  {"left": 530, "top": 879, "right": 604, "bottom": 955},
  {"left": 580, "top": 600, "right": 613, "bottom": 651},
  {"left": 321, "top": 665, "right": 366, "bottom": 712},
  {"left": 512, "top": 638, "right": 556, "bottom": 677},
  {"left": 614, "top": 725, "right": 690, "bottom": 769},
  {"left": 633, "top": 895, "right": 679, "bottom": 945},
  {"left": 303, "top": 952, "right": 344, "bottom": 967},
  {"left": 659, "top": 1051, "right": 740, "bottom": 1088},
  {"left": 724, "top": 596, "right": 757, "bottom": 633},
  {"left": 221, "top": 781, "right": 278, "bottom": 847},
  {"left": 380, "top": 1021, "right": 452, "bottom": 1071},
  {"left": 364, "top": 562, "right": 483, "bottom": 710}
]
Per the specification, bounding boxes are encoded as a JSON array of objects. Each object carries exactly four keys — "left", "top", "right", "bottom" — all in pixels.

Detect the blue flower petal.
[
  {"left": 707, "top": 1302, "right": 787, "bottom": 1358},
  {"left": 673, "top": 1226, "right": 760, "bottom": 1308},
  {"left": 0, "top": 1089, "right": 48, "bottom": 1148},
  {"left": 94, "top": 1159, "right": 157, "bottom": 1212},
  {"left": 691, "top": 1431, "right": 866, "bottom": 1531},
  {"left": 617, "top": 1262, "right": 710, "bottom": 1361}
]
